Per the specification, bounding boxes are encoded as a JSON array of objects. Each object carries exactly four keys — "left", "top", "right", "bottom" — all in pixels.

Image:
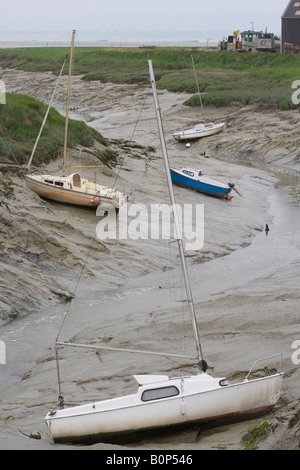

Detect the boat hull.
[
  {"left": 170, "top": 168, "right": 232, "bottom": 199},
  {"left": 25, "top": 175, "right": 126, "bottom": 209},
  {"left": 45, "top": 373, "right": 282, "bottom": 444},
  {"left": 173, "top": 122, "right": 225, "bottom": 141}
]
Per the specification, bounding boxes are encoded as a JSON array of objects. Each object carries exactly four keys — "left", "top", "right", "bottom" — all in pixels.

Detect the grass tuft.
[{"left": 0, "top": 93, "right": 108, "bottom": 165}]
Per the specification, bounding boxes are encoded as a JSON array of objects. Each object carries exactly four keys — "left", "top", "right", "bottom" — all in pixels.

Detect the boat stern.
[{"left": 172, "top": 132, "right": 182, "bottom": 141}]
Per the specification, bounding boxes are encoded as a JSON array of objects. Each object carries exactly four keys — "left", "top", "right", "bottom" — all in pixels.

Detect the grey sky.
[{"left": 0, "top": 0, "right": 287, "bottom": 36}]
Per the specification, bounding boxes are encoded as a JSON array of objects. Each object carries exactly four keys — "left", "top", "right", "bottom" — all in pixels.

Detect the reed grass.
[
  {"left": 1, "top": 47, "right": 299, "bottom": 110},
  {"left": 0, "top": 93, "right": 108, "bottom": 165},
  {"left": 0, "top": 46, "right": 298, "bottom": 166}
]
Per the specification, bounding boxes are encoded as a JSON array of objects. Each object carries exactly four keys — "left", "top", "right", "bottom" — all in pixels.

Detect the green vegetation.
[
  {"left": 241, "top": 422, "right": 272, "bottom": 450},
  {"left": 1, "top": 47, "right": 300, "bottom": 109},
  {"left": 0, "top": 93, "right": 156, "bottom": 169},
  {"left": 0, "top": 92, "right": 107, "bottom": 165},
  {"left": 0, "top": 48, "right": 298, "bottom": 169}
]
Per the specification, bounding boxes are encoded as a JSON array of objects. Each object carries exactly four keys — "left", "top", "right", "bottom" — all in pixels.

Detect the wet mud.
[{"left": 0, "top": 68, "right": 300, "bottom": 450}]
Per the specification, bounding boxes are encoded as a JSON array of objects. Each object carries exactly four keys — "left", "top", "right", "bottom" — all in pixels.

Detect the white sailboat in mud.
[
  {"left": 172, "top": 56, "right": 225, "bottom": 142},
  {"left": 45, "top": 61, "right": 283, "bottom": 444},
  {"left": 25, "top": 30, "right": 126, "bottom": 209}
]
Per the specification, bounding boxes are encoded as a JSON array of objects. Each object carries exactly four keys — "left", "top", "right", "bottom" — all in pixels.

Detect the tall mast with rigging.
[
  {"left": 191, "top": 55, "right": 205, "bottom": 123},
  {"left": 148, "top": 60, "right": 207, "bottom": 372},
  {"left": 62, "top": 29, "right": 76, "bottom": 176}
]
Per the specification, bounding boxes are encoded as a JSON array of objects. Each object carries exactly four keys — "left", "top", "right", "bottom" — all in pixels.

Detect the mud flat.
[{"left": 0, "top": 69, "right": 300, "bottom": 450}]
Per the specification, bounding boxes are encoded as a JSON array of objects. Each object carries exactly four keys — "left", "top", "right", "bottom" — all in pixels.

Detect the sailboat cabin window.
[
  {"left": 182, "top": 170, "right": 194, "bottom": 177},
  {"left": 141, "top": 386, "right": 179, "bottom": 402}
]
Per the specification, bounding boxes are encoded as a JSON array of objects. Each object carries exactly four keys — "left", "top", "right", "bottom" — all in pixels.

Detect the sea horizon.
[{"left": 0, "top": 28, "right": 233, "bottom": 48}]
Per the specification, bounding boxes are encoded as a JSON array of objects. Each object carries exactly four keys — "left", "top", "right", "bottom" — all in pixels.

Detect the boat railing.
[{"left": 244, "top": 353, "right": 283, "bottom": 381}]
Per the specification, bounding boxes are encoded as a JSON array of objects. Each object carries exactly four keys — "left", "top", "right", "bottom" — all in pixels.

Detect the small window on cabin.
[
  {"left": 141, "top": 386, "right": 179, "bottom": 402},
  {"left": 54, "top": 181, "right": 64, "bottom": 187},
  {"left": 182, "top": 170, "right": 194, "bottom": 177},
  {"left": 45, "top": 180, "right": 54, "bottom": 184}
]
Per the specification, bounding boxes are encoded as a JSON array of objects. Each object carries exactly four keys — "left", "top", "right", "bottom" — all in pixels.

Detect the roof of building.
[{"left": 282, "top": 1, "right": 300, "bottom": 18}]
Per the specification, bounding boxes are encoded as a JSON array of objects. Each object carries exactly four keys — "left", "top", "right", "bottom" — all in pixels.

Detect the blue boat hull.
[{"left": 170, "top": 169, "right": 232, "bottom": 199}]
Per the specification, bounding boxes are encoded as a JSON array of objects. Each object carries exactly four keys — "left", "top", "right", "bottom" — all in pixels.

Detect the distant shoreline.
[{"left": 0, "top": 40, "right": 219, "bottom": 49}]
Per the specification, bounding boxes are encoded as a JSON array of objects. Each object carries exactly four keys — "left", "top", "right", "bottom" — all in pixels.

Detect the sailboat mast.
[
  {"left": 26, "top": 55, "right": 67, "bottom": 172},
  {"left": 191, "top": 55, "right": 205, "bottom": 123},
  {"left": 148, "top": 60, "right": 206, "bottom": 371},
  {"left": 62, "top": 29, "right": 76, "bottom": 177}
]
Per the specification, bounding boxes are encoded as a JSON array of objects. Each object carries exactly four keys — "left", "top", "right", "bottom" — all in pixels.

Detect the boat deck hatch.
[{"left": 73, "top": 174, "right": 81, "bottom": 188}]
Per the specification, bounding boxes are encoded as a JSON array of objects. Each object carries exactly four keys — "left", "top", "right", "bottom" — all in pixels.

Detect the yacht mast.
[
  {"left": 62, "top": 29, "right": 76, "bottom": 176},
  {"left": 191, "top": 55, "right": 205, "bottom": 122},
  {"left": 148, "top": 60, "right": 207, "bottom": 372}
]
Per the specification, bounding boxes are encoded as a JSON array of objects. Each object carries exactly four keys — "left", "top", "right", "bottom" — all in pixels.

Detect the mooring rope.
[
  {"left": 54, "top": 235, "right": 96, "bottom": 406},
  {"left": 110, "top": 85, "right": 152, "bottom": 193},
  {"left": 55, "top": 237, "right": 96, "bottom": 343}
]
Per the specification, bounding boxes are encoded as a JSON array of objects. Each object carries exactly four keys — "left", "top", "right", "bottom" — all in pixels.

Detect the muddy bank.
[
  {"left": 3, "top": 67, "right": 300, "bottom": 172},
  {"left": 0, "top": 69, "right": 300, "bottom": 450},
  {"left": 0, "top": 68, "right": 287, "bottom": 326}
]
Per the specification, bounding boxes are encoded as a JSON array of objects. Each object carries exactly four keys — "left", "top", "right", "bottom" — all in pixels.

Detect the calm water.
[{"left": 0, "top": 29, "right": 229, "bottom": 48}]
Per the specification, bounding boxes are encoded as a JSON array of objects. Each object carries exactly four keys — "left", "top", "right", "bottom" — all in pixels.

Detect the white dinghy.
[
  {"left": 172, "top": 121, "right": 225, "bottom": 142},
  {"left": 172, "top": 55, "right": 225, "bottom": 142},
  {"left": 45, "top": 61, "right": 283, "bottom": 445}
]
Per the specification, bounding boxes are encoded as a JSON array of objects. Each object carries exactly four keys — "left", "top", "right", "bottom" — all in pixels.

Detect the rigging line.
[
  {"left": 55, "top": 236, "right": 96, "bottom": 342},
  {"left": 151, "top": 86, "right": 193, "bottom": 358},
  {"left": 111, "top": 85, "right": 152, "bottom": 192},
  {"left": 165, "top": 114, "right": 234, "bottom": 288},
  {"left": 157, "top": 127, "right": 189, "bottom": 359},
  {"left": 26, "top": 54, "right": 68, "bottom": 171},
  {"left": 0, "top": 129, "right": 19, "bottom": 165},
  {"left": 205, "top": 215, "right": 236, "bottom": 288},
  {"left": 279, "top": 372, "right": 296, "bottom": 400},
  {"left": 149, "top": 61, "right": 205, "bottom": 370},
  {"left": 191, "top": 55, "right": 206, "bottom": 123}
]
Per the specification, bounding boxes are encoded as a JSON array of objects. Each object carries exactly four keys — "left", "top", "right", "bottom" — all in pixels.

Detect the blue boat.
[{"left": 170, "top": 167, "right": 235, "bottom": 199}]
